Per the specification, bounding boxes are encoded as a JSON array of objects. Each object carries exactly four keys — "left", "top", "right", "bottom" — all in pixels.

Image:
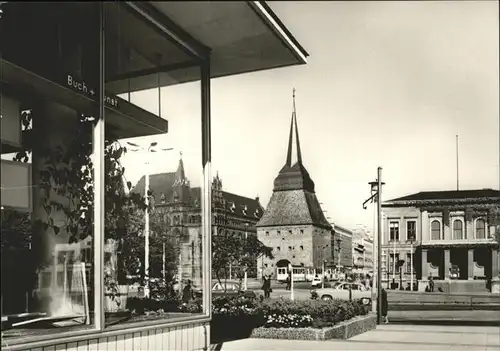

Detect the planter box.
[
  {"left": 211, "top": 314, "right": 262, "bottom": 342},
  {"left": 250, "top": 314, "right": 376, "bottom": 341},
  {"left": 105, "top": 285, "right": 129, "bottom": 313}
]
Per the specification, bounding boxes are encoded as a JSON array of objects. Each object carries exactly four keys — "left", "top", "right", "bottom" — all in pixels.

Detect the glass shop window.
[
  {"left": 0, "top": 1, "right": 205, "bottom": 342},
  {"left": 1, "top": 2, "right": 100, "bottom": 341},
  {"left": 103, "top": 2, "right": 203, "bottom": 328}
]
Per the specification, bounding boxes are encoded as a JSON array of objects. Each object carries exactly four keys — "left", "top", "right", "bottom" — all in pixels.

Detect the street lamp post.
[
  {"left": 363, "top": 167, "right": 384, "bottom": 325},
  {"left": 410, "top": 237, "right": 415, "bottom": 291},
  {"left": 127, "top": 141, "right": 173, "bottom": 298},
  {"left": 392, "top": 240, "right": 396, "bottom": 284},
  {"left": 320, "top": 244, "right": 329, "bottom": 289},
  {"left": 336, "top": 238, "right": 342, "bottom": 274},
  {"left": 244, "top": 222, "right": 249, "bottom": 291}
]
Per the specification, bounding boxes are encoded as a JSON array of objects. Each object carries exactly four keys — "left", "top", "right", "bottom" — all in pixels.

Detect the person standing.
[
  {"left": 262, "top": 275, "right": 271, "bottom": 298},
  {"left": 182, "top": 279, "right": 193, "bottom": 304},
  {"left": 429, "top": 275, "right": 435, "bottom": 292},
  {"left": 381, "top": 287, "right": 389, "bottom": 324}
]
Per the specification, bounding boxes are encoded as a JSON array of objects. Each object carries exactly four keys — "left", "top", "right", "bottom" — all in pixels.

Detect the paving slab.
[{"left": 214, "top": 324, "right": 500, "bottom": 351}]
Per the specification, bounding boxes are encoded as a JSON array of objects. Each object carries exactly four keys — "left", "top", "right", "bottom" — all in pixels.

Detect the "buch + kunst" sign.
[{"left": 67, "top": 74, "right": 119, "bottom": 108}]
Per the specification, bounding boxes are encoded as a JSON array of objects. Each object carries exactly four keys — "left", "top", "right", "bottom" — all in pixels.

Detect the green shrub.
[
  {"left": 211, "top": 296, "right": 369, "bottom": 329},
  {"left": 212, "top": 295, "right": 261, "bottom": 317}
]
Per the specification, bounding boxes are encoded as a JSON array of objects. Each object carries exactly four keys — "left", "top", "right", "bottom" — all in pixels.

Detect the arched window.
[
  {"left": 453, "top": 220, "right": 463, "bottom": 240},
  {"left": 476, "top": 219, "right": 486, "bottom": 239},
  {"left": 431, "top": 220, "right": 441, "bottom": 240}
]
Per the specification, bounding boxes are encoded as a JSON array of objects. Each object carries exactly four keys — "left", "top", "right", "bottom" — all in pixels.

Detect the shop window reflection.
[
  {"left": 103, "top": 5, "right": 204, "bottom": 323},
  {"left": 1, "top": 2, "right": 100, "bottom": 341}
]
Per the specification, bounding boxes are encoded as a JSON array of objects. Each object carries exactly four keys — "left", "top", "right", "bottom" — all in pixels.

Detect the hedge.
[{"left": 211, "top": 295, "right": 370, "bottom": 336}]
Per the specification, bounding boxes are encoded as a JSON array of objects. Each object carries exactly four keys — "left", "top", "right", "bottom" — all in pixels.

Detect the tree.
[{"left": 212, "top": 231, "right": 273, "bottom": 293}]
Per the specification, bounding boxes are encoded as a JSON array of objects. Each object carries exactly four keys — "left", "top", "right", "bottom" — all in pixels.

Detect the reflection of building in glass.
[
  {"left": 256, "top": 98, "right": 332, "bottom": 279},
  {"left": 133, "top": 155, "right": 264, "bottom": 282},
  {"left": 352, "top": 225, "right": 374, "bottom": 274},
  {"left": 382, "top": 189, "right": 500, "bottom": 293},
  {"left": 332, "top": 224, "right": 353, "bottom": 271}
]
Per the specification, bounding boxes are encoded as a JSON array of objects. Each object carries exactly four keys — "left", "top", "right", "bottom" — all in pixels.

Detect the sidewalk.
[
  {"left": 212, "top": 324, "right": 500, "bottom": 351},
  {"left": 389, "top": 310, "right": 500, "bottom": 326}
]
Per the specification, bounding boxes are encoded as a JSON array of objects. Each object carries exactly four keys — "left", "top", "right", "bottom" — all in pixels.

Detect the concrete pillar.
[
  {"left": 492, "top": 249, "right": 500, "bottom": 280},
  {"left": 444, "top": 249, "right": 451, "bottom": 280},
  {"left": 421, "top": 249, "right": 428, "bottom": 279},
  {"left": 467, "top": 249, "right": 474, "bottom": 280},
  {"left": 421, "top": 211, "right": 429, "bottom": 243},
  {"left": 465, "top": 220, "right": 473, "bottom": 240},
  {"left": 488, "top": 225, "right": 496, "bottom": 239},
  {"left": 443, "top": 224, "right": 451, "bottom": 241}
]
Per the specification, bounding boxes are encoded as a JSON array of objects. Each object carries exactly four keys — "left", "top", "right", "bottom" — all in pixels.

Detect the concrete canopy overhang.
[
  {"left": 1, "top": 2, "right": 308, "bottom": 141},
  {"left": 107, "top": 1, "right": 309, "bottom": 94}
]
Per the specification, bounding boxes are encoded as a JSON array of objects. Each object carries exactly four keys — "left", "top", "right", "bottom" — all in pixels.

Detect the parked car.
[
  {"left": 311, "top": 282, "right": 372, "bottom": 305},
  {"left": 311, "top": 276, "right": 323, "bottom": 287},
  {"left": 311, "top": 277, "right": 337, "bottom": 288},
  {"left": 194, "top": 280, "right": 256, "bottom": 298}
]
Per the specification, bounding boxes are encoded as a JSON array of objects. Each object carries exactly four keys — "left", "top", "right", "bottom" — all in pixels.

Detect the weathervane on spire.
[
  {"left": 292, "top": 87, "right": 296, "bottom": 115},
  {"left": 180, "top": 151, "right": 183, "bottom": 159}
]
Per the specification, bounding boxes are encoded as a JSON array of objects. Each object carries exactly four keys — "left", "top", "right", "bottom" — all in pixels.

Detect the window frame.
[
  {"left": 389, "top": 221, "right": 400, "bottom": 242},
  {"left": 406, "top": 253, "right": 413, "bottom": 273},
  {"left": 6, "top": 2, "right": 213, "bottom": 349},
  {"left": 430, "top": 219, "right": 442, "bottom": 241},
  {"left": 388, "top": 253, "right": 400, "bottom": 273},
  {"left": 406, "top": 220, "right": 417, "bottom": 242},
  {"left": 452, "top": 218, "right": 464, "bottom": 240},
  {"left": 474, "top": 218, "right": 486, "bottom": 239}
]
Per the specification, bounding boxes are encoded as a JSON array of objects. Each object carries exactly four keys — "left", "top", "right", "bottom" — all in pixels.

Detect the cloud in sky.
[{"left": 120, "top": 1, "right": 499, "bottom": 232}]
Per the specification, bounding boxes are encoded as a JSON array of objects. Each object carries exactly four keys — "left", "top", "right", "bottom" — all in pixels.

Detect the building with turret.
[
  {"left": 133, "top": 154, "right": 264, "bottom": 282},
  {"left": 256, "top": 92, "right": 332, "bottom": 280}
]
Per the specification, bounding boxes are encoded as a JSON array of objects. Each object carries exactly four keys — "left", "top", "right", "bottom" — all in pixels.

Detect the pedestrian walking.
[
  {"left": 285, "top": 274, "right": 291, "bottom": 290},
  {"left": 381, "top": 287, "right": 389, "bottom": 324},
  {"left": 429, "top": 275, "right": 435, "bottom": 292},
  {"left": 262, "top": 275, "right": 271, "bottom": 298}
]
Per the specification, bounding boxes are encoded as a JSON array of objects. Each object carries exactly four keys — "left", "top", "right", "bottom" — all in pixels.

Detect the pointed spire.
[
  {"left": 174, "top": 151, "right": 188, "bottom": 186},
  {"left": 286, "top": 88, "right": 303, "bottom": 167},
  {"left": 273, "top": 88, "right": 315, "bottom": 193}
]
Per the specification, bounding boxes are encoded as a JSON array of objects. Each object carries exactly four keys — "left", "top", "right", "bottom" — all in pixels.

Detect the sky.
[{"left": 120, "top": 1, "right": 500, "bottom": 234}]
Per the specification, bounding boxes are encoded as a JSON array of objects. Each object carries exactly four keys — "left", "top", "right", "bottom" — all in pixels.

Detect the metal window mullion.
[
  {"left": 200, "top": 59, "right": 212, "bottom": 318},
  {"left": 93, "top": 2, "right": 106, "bottom": 332}
]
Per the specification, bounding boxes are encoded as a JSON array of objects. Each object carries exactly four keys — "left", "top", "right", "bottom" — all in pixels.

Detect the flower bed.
[
  {"left": 210, "top": 296, "right": 371, "bottom": 342},
  {"left": 250, "top": 314, "right": 377, "bottom": 340},
  {"left": 257, "top": 299, "right": 369, "bottom": 329}
]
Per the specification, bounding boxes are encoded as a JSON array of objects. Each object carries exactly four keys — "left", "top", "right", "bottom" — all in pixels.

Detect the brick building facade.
[{"left": 256, "top": 94, "right": 332, "bottom": 279}]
